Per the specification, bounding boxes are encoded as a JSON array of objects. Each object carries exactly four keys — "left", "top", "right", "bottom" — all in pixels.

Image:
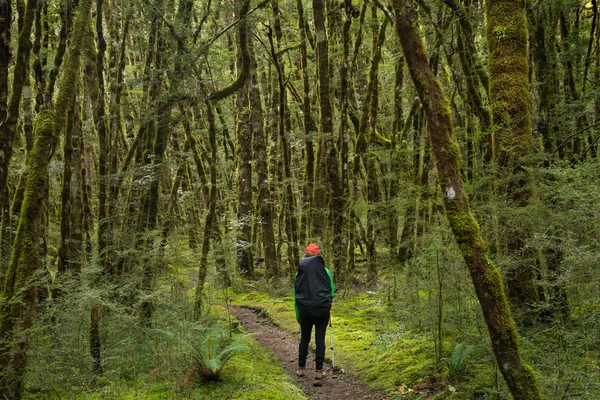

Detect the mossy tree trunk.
[
  {"left": 234, "top": 0, "right": 254, "bottom": 278},
  {"left": 391, "top": 1, "right": 542, "bottom": 399},
  {"left": 93, "top": 0, "right": 112, "bottom": 279},
  {"left": 334, "top": 0, "right": 353, "bottom": 285},
  {"left": 296, "top": 0, "right": 316, "bottom": 244},
  {"left": 486, "top": 0, "right": 540, "bottom": 321},
  {"left": 31, "top": 1, "right": 46, "bottom": 112},
  {"left": 0, "top": 0, "right": 92, "bottom": 394},
  {"left": 387, "top": 54, "right": 403, "bottom": 287},
  {"left": 43, "top": 0, "right": 72, "bottom": 105},
  {"left": 250, "top": 37, "right": 278, "bottom": 279},
  {"left": 58, "top": 94, "right": 84, "bottom": 275},
  {"left": 106, "top": 10, "right": 132, "bottom": 277},
  {"left": 0, "top": 0, "right": 10, "bottom": 274},
  {"left": 0, "top": 111, "right": 54, "bottom": 399},
  {"left": 366, "top": 13, "right": 387, "bottom": 283},
  {"left": 266, "top": 22, "right": 299, "bottom": 276},
  {"left": 0, "top": 0, "right": 10, "bottom": 130},
  {"left": 194, "top": 100, "right": 219, "bottom": 320},
  {"left": 0, "top": 0, "right": 37, "bottom": 270},
  {"left": 312, "top": 0, "right": 334, "bottom": 241}
]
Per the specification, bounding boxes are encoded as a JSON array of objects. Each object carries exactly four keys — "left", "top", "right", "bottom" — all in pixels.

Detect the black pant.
[{"left": 298, "top": 309, "right": 330, "bottom": 370}]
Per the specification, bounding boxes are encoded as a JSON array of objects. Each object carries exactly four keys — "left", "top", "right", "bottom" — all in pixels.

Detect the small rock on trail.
[{"left": 228, "top": 306, "right": 390, "bottom": 400}]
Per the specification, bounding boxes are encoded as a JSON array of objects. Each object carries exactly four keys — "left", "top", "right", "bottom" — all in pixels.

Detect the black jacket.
[{"left": 294, "top": 255, "right": 334, "bottom": 318}]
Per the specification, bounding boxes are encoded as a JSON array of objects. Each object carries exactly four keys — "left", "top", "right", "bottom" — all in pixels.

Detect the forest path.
[{"left": 228, "top": 306, "right": 390, "bottom": 400}]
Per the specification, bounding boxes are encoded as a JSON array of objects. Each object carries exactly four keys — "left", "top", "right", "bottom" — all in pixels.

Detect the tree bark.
[
  {"left": 487, "top": 0, "right": 540, "bottom": 320},
  {"left": 296, "top": 0, "right": 316, "bottom": 243},
  {"left": 391, "top": 1, "right": 542, "bottom": 398},
  {"left": 250, "top": 37, "right": 278, "bottom": 279},
  {"left": 193, "top": 100, "right": 219, "bottom": 319},
  {"left": 312, "top": 0, "right": 334, "bottom": 240},
  {"left": 235, "top": 0, "right": 254, "bottom": 278},
  {"left": 0, "top": 0, "right": 37, "bottom": 208},
  {"left": 0, "top": 111, "right": 54, "bottom": 399}
]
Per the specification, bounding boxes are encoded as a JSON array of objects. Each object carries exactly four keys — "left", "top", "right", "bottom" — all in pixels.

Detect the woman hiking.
[{"left": 293, "top": 243, "right": 335, "bottom": 384}]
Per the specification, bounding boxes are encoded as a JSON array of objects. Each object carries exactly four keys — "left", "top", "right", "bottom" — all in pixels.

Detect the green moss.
[{"left": 512, "top": 364, "right": 542, "bottom": 400}]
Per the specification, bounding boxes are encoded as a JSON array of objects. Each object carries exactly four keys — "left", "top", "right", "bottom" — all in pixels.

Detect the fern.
[
  {"left": 440, "top": 343, "right": 474, "bottom": 381},
  {"left": 190, "top": 323, "right": 252, "bottom": 381}
]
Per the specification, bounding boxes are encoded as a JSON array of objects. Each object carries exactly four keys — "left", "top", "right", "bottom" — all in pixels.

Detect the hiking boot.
[
  {"left": 296, "top": 368, "right": 305, "bottom": 377},
  {"left": 315, "top": 370, "right": 326, "bottom": 380}
]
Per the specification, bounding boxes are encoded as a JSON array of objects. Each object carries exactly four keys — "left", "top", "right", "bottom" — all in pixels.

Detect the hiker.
[{"left": 294, "top": 243, "right": 335, "bottom": 381}]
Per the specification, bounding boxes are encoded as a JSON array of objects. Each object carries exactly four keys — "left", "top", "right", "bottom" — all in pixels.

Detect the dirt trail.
[{"left": 228, "top": 306, "right": 390, "bottom": 400}]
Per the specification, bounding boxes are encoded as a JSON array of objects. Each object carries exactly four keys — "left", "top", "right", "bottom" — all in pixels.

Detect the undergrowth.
[{"left": 22, "top": 262, "right": 305, "bottom": 400}]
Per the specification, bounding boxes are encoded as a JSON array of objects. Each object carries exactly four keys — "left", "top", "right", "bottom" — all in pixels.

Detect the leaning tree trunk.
[{"left": 391, "top": 1, "right": 542, "bottom": 399}]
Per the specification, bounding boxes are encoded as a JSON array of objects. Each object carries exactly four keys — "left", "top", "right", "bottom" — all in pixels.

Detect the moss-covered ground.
[{"left": 227, "top": 290, "right": 440, "bottom": 397}]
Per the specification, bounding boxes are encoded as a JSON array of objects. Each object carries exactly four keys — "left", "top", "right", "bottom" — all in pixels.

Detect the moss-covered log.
[{"left": 391, "top": 1, "right": 542, "bottom": 399}]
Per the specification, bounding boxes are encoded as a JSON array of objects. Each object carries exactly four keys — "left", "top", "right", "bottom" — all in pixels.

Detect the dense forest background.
[{"left": 1, "top": 0, "right": 599, "bottom": 398}]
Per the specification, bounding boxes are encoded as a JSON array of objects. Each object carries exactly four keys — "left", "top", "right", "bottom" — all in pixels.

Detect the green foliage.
[
  {"left": 21, "top": 246, "right": 303, "bottom": 399},
  {"left": 439, "top": 343, "right": 475, "bottom": 381},
  {"left": 189, "top": 323, "right": 251, "bottom": 381}
]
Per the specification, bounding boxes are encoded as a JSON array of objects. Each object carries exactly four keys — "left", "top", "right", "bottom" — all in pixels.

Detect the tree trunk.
[
  {"left": 296, "top": 0, "right": 316, "bottom": 243},
  {"left": 334, "top": 0, "right": 353, "bottom": 284},
  {"left": 0, "top": 111, "right": 54, "bottom": 399},
  {"left": 234, "top": 0, "right": 254, "bottom": 278},
  {"left": 58, "top": 94, "right": 84, "bottom": 275},
  {"left": 487, "top": 0, "right": 540, "bottom": 320},
  {"left": 249, "top": 39, "right": 277, "bottom": 279},
  {"left": 0, "top": 0, "right": 11, "bottom": 281},
  {"left": 0, "top": 0, "right": 37, "bottom": 209},
  {"left": 391, "top": 1, "right": 542, "bottom": 399},
  {"left": 267, "top": 24, "right": 299, "bottom": 275},
  {"left": 194, "top": 100, "right": 219, "bottom": 319},
  {"left": 312, "top": 0, "right": 334, "bottom": 241}
]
